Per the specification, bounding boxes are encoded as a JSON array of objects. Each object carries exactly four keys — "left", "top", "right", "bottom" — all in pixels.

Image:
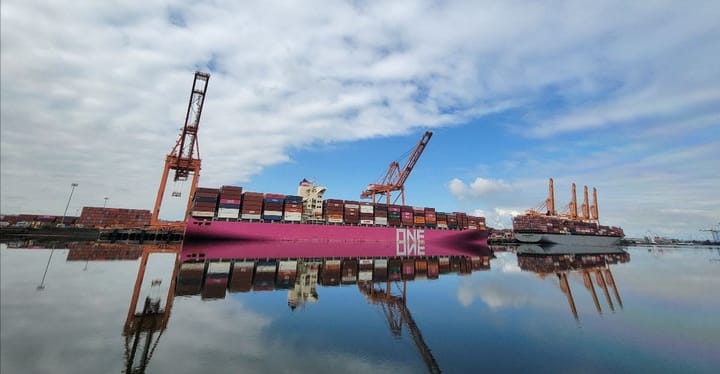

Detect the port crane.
[
  {"left": 150, "top": 71, "right": 210, "bottom": 228},
  {"left": 359, "top": 279, "right": 441, "bottom": 374},
  {"left": 361, "top": 131, "right": 433, "bottom": 206},
  {"left": 700, "top": 223, "right": 720, "bottom": 242},
  {"left": 530, "top": 178, "right": 600, "bottom": 222}
]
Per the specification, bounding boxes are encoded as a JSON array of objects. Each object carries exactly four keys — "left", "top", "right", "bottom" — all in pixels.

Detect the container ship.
[
  {"left": 183, "top": 179, "right": 489, "bottom": 259},
  {"left": 512, "top": 179, "right": 624, "bottom": 246}
]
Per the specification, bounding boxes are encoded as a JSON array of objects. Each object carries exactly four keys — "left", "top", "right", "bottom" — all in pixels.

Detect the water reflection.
[
  {"left": 121, "top": 241, "right": 491, "bottom": 373},
  {"left": 516, "top": 244, "right": 630, "bottom": 320}
]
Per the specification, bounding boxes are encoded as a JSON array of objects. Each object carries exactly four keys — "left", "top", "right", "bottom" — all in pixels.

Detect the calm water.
[{"left": 1, "top": 243, "right": 719, "bottom": 374}]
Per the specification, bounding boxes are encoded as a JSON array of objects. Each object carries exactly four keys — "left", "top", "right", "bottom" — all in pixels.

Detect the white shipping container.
[
  {"left": 360, "top": 205, "right": 374, "bottom": 213},
  {"left": 191, "top": 211, "right": 214, "bottom": 218},
  {"left": 358, "top": 271, "right": 373, "bottom": 281},
  {"left": 374, "top": 259, "right": 388, "bottom": 269},
  {"left": 327, "top": 218, "right": 343, "bottom": 223},
  {"left": 217, "top": 208, "right": 240, "bottom": 219},
  {"left": 344, "top": 204, "right": 360, "bottom": 209},
  {"left": 360, "top": 219, "right": 374, "bottom": 225},
  {"left": 241, "top": 213, "right": 262, "bottom": 220},
  {"left": 437, "top": 223, "right": 449, "bottom": 229},
  {"left": 283, "top": 212, "right": 302, "bottom": 221},
  {"left": 374, "top": 217, "right": 388, "bottom": 225},
  {"left": 263, "top": 210, "right": 283, "bottom": 216}
]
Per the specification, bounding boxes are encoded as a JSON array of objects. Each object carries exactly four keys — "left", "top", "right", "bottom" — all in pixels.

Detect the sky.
[{"left": 1, "top": 0, "right": 719, "bottom": 240}]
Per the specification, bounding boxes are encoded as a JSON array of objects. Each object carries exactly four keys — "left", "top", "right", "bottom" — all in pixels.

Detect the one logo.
[{"left": 396, "top": 228, "right": 426, "bottom": 256}]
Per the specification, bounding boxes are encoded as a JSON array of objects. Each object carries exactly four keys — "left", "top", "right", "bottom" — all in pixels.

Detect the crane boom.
[
  {"left": 150, "top": 72, "right": 210, "bottom": 228},
  {"left": 361, "top": 131, "right": 433, "bottom": 205}
]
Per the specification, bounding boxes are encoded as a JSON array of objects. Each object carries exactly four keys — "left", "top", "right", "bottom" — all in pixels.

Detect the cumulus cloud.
[{"left": 448, "top": 177, "right": 513, "bottom": 199}]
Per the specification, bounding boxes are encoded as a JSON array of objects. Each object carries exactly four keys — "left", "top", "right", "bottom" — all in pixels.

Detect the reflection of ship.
[
  {"left": 174, "top": 255, "right": 490, "bottom": 300},
  {"left": 513, "top": 178, "right": 624, "bottom": 246},
  {"left": 517, "top": 245, "right": 629, "bottom": 320}
]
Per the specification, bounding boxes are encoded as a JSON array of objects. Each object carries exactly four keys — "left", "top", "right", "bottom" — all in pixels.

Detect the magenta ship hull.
[{"left": 182, "top": 217, "right": 489, "bottom": 261}]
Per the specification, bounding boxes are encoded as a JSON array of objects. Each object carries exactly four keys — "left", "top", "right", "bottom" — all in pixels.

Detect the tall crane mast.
[
  {"left": 150, "top": 72, "right": 210, "bottom": 228},
  {"left": 361, "top": 131, "right": 432, "bottom": 206}
]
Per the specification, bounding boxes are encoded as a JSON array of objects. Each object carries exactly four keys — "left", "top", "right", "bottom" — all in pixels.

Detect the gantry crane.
[
  {"left": 361, "top": 131, "right": 432, "bottom": 206},
  {"left": 150, "top": 72, "right": 210, "bottom": 228}
]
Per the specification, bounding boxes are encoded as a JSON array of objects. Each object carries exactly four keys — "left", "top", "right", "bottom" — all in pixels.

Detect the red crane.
[
  {"left": 150, "top": 71, "right": 210, "bottom": 228},
  {"left": 361, "top": 131, "right": 432, "bottom": 206}
]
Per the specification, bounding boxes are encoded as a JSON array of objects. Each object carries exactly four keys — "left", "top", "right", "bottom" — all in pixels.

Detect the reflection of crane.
[
  {"left": 359, "top": 279, "right": 441, "bottom": 374},
  {"left": 361, "top": 131, "right": 432, "bottom": 206},
  {"left": 556, "top": 267, "right": 622, "bottom": 320},
  {"left": 150, "top": 72, "right": 210, "bottom": 229},
  {"left": 123, "top": 244, "right": 181, "bottom": 373}
]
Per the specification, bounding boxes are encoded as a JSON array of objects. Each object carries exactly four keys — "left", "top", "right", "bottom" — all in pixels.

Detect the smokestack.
[{"left": 582, "top": 186, "right": 590, "bottom": 220}]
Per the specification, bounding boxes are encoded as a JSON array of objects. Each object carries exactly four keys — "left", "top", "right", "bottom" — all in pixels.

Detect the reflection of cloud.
[{"left": 457, "top": 278, "right": 533, "bottom": 309}]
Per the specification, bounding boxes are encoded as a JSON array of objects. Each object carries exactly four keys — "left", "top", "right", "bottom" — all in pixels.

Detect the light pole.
[
  {"left": 103, "top": 197, "right": 109, "bottom": 208},
  {"left": 60, "top": 183, "right": 78, "bottom": 226}
]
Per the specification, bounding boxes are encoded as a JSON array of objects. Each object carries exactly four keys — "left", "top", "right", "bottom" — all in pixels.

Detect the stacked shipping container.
[
  {"left": 192, "top": 188, "right": 219, "bottom": 218},
  {"left": 241, "top": 192, "right": 263, "bottom": 220},
  {"left": 190, "top": 185, "right": 488, "bottom": 231},
  {"left": 217, "top": 186, "right": 242, "bottom": 219},
  {"left": 513, "top": 215, "right": 623, "bottom": 237},
  {"left": 77, "top": 207, "right": 151, "bottom": 228},
  {"left": 283, "top": 195, "right": 303, "bottom": 222}
]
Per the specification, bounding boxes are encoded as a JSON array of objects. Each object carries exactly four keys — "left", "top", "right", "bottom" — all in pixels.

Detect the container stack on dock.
[
  {"left": 217, "top": 186, "right": 242, "bottom": 220},
  {"left": 191, "top": 188, "right": 219, "bottom": 218},
  {"left": 76, "top": 207, "right": 151, "bottom": 228}
]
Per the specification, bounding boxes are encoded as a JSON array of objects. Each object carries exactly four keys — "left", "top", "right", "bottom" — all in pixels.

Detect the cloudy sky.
[{"left": 1, "top": 0, "right": 718, "bottom": 239}]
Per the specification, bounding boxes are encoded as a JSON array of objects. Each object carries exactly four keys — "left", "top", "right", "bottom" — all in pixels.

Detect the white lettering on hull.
[{"left": 396, "top": 228, "right": 426, "bottom": 256}]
